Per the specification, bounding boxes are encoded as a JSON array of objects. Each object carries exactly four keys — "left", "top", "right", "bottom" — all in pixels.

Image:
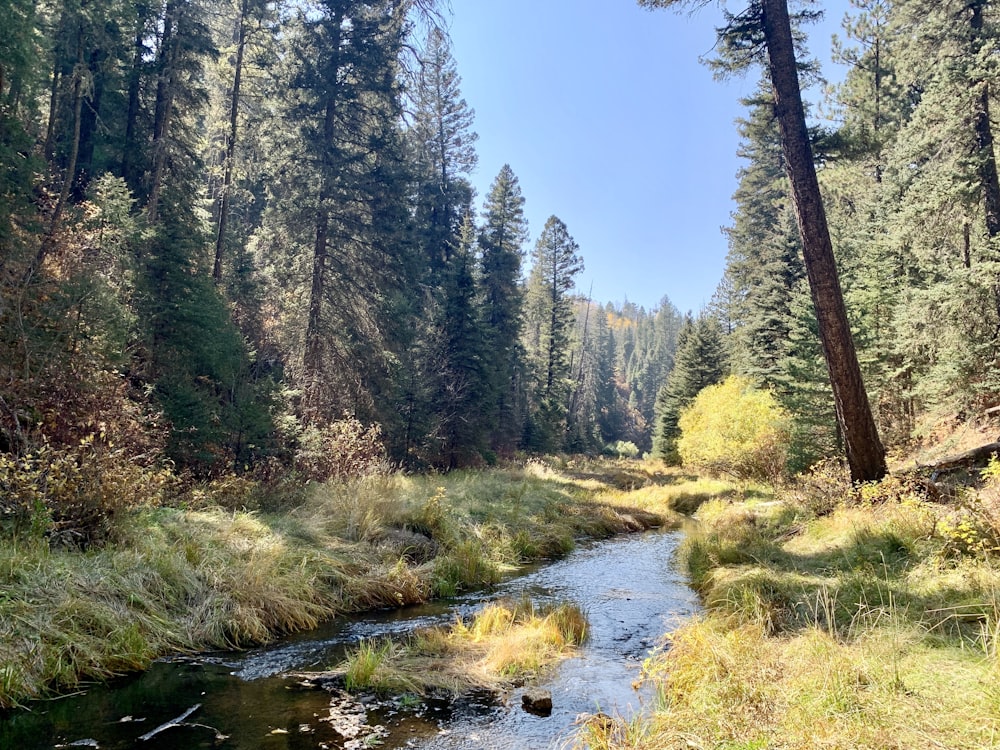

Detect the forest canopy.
[{"left": 2, "top": 0, "right": 999, "bottom": 530}]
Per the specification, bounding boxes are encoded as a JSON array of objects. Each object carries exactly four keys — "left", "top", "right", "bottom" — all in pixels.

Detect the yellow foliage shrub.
[
  {"left": 677, "top": 376, "right": 792, "bottom": 481},
  {"left": 0, "top": 435, "right": 175, "bottom": 546}
]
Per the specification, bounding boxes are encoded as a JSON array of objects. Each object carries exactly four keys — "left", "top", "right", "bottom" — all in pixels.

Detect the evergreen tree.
[
  {"left": 206, "top": 0, "right": 275, "bottom": 284},
  {"left": 652, "top": 314, "right": 727, "bottom": 463},
  {"left": 0, "top": 0, "right": 37, "bottom": 268},
  {"left": 626, "top": 297, "right": 683, "bottom": 437},
  {"left": 410, "top": 26, "right": 477, "bottom": 272},
  {"left": 523, "top": 216, "right": 584, "bottom": 452},
  {"left": 145, "top": 0, "right": 214, "bottom": 224},
  {"left": 721, "top": 88, "right": 804, "bottom": 384},
  {"left": 259, "top": 0, "right": 409, "bottom": 421},
  {"left": 397, "top": 24, "right": 482, "bottom": 464},
  {"left": 478, "top": 164, "right": 529, "bottom": 454},
  {"left": 426, "top": 214, "right": 487, "bottom": 467},
  {"left": 140, "top": 200, "right": 274, "bottom": 472},
  {"left": 830, "top": 0, "right": 904, "bottom": 182}
]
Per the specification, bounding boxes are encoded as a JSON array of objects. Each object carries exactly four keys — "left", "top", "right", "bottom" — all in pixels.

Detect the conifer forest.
[
  {"left": 1, "top": 0, "right": 999, "bottom": 521},
  {"left": 9, "top": 2, "right": 1000, "bottom": 746},
  {"left": 0, "top": 0, "right": 688, "bottom": 495}
]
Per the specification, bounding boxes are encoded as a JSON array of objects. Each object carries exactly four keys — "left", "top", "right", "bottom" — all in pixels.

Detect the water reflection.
[{"left": 1, "top": 530, "right": 697, "bottom": 750}]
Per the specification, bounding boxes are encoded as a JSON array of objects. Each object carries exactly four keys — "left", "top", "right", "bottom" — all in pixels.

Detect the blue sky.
[{"left": 447, "top": 0, "right": 851, "bottom": 314}]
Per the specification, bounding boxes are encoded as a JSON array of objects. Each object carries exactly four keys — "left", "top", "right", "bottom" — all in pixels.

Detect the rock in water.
[{"left": 521, "top": 689, "right": 552, "bottom": 716}]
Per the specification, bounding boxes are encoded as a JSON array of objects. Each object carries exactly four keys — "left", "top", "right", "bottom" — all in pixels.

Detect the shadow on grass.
[
  {"left": 559, "top": 466, "right": 701, "bottom": 490},
  {"left": 689, "top": 522, "right": 997, "bottom": 646}
]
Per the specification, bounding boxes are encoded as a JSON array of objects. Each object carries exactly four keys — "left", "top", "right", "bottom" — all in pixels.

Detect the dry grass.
[
  {"left": 576, "top": 465, "right": 1000, "bottom": 749},
  {"left": 0, "top": 457, "right": 711, "bottom": 708},
  {"left": 336, "top": 598, "right": 588, "bottom": 696}
]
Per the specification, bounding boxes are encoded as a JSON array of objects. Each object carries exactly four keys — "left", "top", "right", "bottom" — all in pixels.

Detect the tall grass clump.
[{"left": 335, "top": 599, "right": 588, "bottom": 697}]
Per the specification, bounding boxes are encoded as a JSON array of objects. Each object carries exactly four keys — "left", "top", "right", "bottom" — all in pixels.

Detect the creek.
[{"left": 0, "top": 529, "right": 698, "bottom": 750}]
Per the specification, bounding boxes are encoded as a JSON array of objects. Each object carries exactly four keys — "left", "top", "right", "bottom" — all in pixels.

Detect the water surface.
[{"left": 0, "top": 529, "right": 697, "bottom": 750}]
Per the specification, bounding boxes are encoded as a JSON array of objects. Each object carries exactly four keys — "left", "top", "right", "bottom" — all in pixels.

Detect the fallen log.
[{"left": 919, "top": 441, "right": 1000, "bottom": 475}]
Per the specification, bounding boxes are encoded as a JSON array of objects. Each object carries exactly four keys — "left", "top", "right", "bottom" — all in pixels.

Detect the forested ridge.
[
  {"left": 2, "top": 0, "right": 1000, "bottom": 538},
  {"left": 0, "top": 0, "right": 685, "bottom": 528}
]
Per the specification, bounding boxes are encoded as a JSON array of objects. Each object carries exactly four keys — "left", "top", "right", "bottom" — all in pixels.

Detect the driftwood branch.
[{"left": 138, "top": 704, "right": 201, "bottom": 742}]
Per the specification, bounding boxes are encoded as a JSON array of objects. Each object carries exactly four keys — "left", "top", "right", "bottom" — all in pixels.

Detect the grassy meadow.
[
  {"left": 578, "top": 462, "right": 1000, "bottom": 750},
  {"left": 0, "top": 458, "right": 724, "bottom": 709}
]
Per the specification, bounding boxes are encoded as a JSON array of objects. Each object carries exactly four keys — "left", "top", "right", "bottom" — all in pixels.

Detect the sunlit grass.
[
  {"left": 0, "top": 457, "right": 707, "bottom": 708},
  {"left": 336, "top": 598, "right": 588, "bottom": 696},
  {"left": 576, "top": 470, "right": 1000, "bottom": 749}
]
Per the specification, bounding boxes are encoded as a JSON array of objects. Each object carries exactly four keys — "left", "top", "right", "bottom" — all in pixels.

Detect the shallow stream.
[{"left": 1, "top": 529, "right": 697, "bottom": 750}]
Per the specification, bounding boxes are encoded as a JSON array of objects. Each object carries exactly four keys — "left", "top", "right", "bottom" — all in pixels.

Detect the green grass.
[{"left": 0, "top": 457, "right": 714, "bottom": 708}]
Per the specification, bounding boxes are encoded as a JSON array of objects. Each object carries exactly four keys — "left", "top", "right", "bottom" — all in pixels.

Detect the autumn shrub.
[
  {"left": 933, "top": 455, "right": 1000, "bottom": 557},
  {"left": 288, "top": 416, "right": 389, "bottom": 481},
  {"left": 0, "top": 435, "right": 175, "bottom": 546},
  {"left": 677, "top": 375, "right": 792, "bottom": 481},
  {"left": 789, "top": 458, "right": 852, "bottom": 516}
]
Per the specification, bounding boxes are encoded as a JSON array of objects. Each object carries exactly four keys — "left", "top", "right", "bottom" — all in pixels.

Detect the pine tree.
[
  {"left": 523, "top": 215, "right": 584, "bottom": 452},
  {"left": 207, "top": 0, "right": 275, "bottom": 284},
  {"left": 651, "top": 314, "right": 727, "bottom": 463},
  {"left": 260, "top": 0, "right": 408, "bottom": 421},
  {"left": 427, "top": 214, "right": 488, "bottom": 467},
  {"left": 145, "top": 0, "right": 214, "bottom": 224},
  {"left": 830, "top": 0, "right": 904, "bottom": 182},
  {"left": 410, "top": 26, "right": 477, "bottom": 273},
  {"left": 478, "top": 164, "right": 529, "bottom": 454}
]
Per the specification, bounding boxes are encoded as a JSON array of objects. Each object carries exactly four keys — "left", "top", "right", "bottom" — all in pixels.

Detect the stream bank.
[
  {"left": 1, "top": 528, "right": 699, "bottom": 749},
  {"left": 2, "top": 460, "right": 720, "bottom": 709}
]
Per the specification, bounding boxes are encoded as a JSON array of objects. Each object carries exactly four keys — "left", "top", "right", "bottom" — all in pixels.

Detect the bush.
[
  {"left": 287, "top": 416, "right": 389, "bottom": 481},
  {"left": 677, "top": 376, "right": 792, "bottom": 482},
  {"left": 607, "top": 440, "right": 640, "bottom": 459},
  {"left": 0, "top": 435, "right": 175, "bottom": 547}
]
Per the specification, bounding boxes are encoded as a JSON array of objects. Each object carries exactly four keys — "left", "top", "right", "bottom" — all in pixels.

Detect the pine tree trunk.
[
  {"left": 147, "top": 0, "right": 179, "bottom": 224},
  {"left": 761, "top": 0, "right": 887, "bottom": 482},
  {"left": 970, "top": 1, "right": 1000, "bottom": 239},
  {"left": 121, "top": 17, "right": 144, "bottom": 190},
  {"left": 213, "top": 0, "right": 250, "bottom": 283},
  {"left": 303, "top": 6, "right": 344, "bottom": 412},
  {"left": 36, "top": 32, "right": 85, "bottom": 272},
  {"left": 43, "top": 64, "right": 60, "bottom": 162}
]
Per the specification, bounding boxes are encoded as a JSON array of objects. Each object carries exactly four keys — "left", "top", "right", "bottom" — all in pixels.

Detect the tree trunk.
[
  {"left": 302, "top": 6, "right": 344, "bottom": 411},
  {"left": 761, "top": 0, "right": 887, "bottom": 482},
  {"left": 75, "top": 45, "right": 106, "bottom": 199},
  {"left": 147, "top": 0, "right": 179, "bottom": 224},
  {"left": 43, "top": 64, "right": 60, "bottom": 162},
  {"left": 971, "top": 0, "right": 1000, "bottom": 239},
  {"left": 213, "top": 0, "right": 250, "bottom": 283},
  {"left": 121, "top": 15, "right": 145, "bottom": 191},
  {"left": 35, "top": 32, "right": 85, "bottom": 273}
]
